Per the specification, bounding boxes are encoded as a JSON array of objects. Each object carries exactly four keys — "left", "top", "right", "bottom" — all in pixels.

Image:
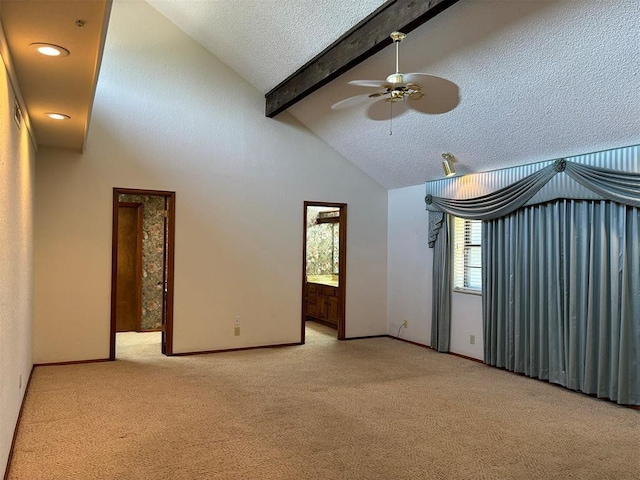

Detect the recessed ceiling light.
[
  {"left": 45, "top": 113, "right": 70, "bottom": 120},
  {"left": 29, "top": 43, "right": 70, "bottom": 57}
]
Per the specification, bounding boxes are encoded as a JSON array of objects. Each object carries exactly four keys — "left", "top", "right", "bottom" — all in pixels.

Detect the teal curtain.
[
  {"left": 425, "top": 156, "right": 640, "bottom": 403},
  {"left": 483, "top": 200, "right": 640, "bottom": 405},
  {"left": 431, "top": 213, "right": 451, "bottom": 352}
]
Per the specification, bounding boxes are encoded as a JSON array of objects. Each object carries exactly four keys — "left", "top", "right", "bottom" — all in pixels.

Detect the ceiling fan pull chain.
[{"left": 389, "top": 101, "right": 393, "bottom": 135}]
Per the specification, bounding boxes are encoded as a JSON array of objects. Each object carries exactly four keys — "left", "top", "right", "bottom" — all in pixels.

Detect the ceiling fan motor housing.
[{"left": 386, "top": 73, "right": 404, "bottom": 84}]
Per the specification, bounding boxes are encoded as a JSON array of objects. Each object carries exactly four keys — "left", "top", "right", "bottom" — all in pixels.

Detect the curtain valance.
[{"left": 426, "top": 156, "right": 640, "bottom": 247}]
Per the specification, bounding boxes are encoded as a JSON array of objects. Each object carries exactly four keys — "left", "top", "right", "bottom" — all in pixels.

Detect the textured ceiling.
[
  {"left": 148, "top": 0, "right": 640, "bottom": 189},
  {"left": 146, "top": 0, "right": 387, "bottom": 93}
]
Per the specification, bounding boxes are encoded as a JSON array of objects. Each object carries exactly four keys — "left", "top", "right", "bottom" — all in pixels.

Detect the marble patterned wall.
[
  {"left": 119, "top": 194, "right": 165, "bottom": 330},
  {"left": 306, "top": 207, "right": 339, "bottom": 275}
]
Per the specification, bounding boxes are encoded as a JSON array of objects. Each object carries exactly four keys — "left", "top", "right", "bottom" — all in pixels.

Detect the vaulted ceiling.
[
  {"left": 148, "top": 0, "right": 640, "bottom": 189},
  {"left": 2, "top": 0, "right": 639, "bottom": 188}
]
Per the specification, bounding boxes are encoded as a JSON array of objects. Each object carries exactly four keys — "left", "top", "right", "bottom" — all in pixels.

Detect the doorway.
[
  {"left": 110, "top": 188, "right": 176, "bottom": 359},
  {"left": 301, "top": 202, "right": 347, "bottom": 342}
]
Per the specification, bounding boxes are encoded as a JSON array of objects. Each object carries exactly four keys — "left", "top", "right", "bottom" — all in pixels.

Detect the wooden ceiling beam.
[{"left": 265, "top": 0, "right": 460, "bottom": 118}]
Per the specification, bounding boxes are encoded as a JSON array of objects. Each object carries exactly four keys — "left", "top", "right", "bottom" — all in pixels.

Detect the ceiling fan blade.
[
  {"left": 367, "top": 97, "right": 409, "bottom": 121},
  {"left": 331, "top": 94, "right": 375, "bottom": 110},
  {"left": 402, "top": 73, "right": 440, "bottom": 84},
  {"left": 404, "top": 74, "right": 461, "bottom": 114},
  {"left": 348, "top": 80, "right": 392, "bottom": 88}
]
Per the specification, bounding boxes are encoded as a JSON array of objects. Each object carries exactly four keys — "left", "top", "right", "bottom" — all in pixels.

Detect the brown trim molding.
[
  {"left": 34, "top": 358, "right": 111, "bottom": 367},
  {"left": 3, "top": 366, "right": 34, "bottom": 480},
  {"left": 391, "top": 336, "right": 484, "bottom": 364},
  {"left": 390, "top": 336, "right": 483, "bottom": 364},
  {"left": 171, "top": 342, "right": 302, "bottom": 357},
  {"left": 389, "top": 335, "right": 433, "bottom": 349},
  {"left": 344, "top": 334, "right": 389, "bottom": 341},
  {"left": 448, "top": 351, "right": 484, "bottom": 364}
]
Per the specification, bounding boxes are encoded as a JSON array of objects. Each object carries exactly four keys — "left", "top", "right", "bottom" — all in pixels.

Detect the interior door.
[
  {"left": 115, "top": 203, "right": 143, "bottom": 332},
  {"left": 161, "top": 197, "right": 169, "bottom": 354}
]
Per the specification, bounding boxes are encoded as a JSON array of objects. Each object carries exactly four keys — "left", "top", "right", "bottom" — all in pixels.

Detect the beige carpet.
[{"left": 8, "top": 322, "right": 640, "bottom": 479}]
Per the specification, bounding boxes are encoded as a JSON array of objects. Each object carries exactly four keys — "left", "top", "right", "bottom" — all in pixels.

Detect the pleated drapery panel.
[
  {"left": 483, "top": 200, "right": 640, "bottom": 405},
  {"left": 431, "top": 214, "right": 451, "bottom": 352}
]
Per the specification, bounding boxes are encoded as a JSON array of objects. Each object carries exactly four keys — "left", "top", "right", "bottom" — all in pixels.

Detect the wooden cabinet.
[
  {"left": 327, "top": 295, "right": 339, "bottom": 324},
  {"left": 307, "top": 283, "right": 319, "bottom": 318},
  {"left": 306, "top": 282, "right": 339, "bottom": 327}
]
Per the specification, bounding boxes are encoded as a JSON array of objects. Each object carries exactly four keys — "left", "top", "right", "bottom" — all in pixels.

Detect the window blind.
[{"left": 453, "top": 217, "right": 482, "bottom": 292}]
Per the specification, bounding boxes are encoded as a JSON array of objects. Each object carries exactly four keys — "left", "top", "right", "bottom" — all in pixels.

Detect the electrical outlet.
[
  {"left": 234, "top": 316, "right": 240, "bottom": 326},
  {"left": 470, "top": 335, "right": 476, "bottom": 345},
  {"left": 234, "top": 326, "right": 240, "bottom": 336},
  {"left": 403, "top": 320, "right": 408, "bottom": 328}
]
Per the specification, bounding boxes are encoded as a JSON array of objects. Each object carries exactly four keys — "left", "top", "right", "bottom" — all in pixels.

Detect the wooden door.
[
  {"left": 160, "top": 196, "right": 169, "bottom": 354},
  {"left": 115, "top": 203, "right": 143, "bottom": 332}
]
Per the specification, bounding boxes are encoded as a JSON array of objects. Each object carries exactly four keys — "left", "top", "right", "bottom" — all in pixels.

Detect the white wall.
[
  {"left": 0, "top": 28, "right": 35, "bottom": 478},
  {"left": 387, "top": 185, "right": 483, "bottom": 359},
  {"left": 387, "top": 185, "right": 432, "bottom": 344},
  {"left": 450, "top": 292, "right": 483, "bottom": 359},
  {"left": 33, "top": 0, "right": 388, "bottom": 362}
]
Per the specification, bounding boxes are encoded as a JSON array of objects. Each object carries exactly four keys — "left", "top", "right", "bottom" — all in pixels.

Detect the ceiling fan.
[{"left": 331, "top": 31, "right": 459, "bottom": 121}]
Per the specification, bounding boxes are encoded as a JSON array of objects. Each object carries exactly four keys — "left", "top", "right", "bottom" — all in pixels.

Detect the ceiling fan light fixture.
[
  {"left": 442, "top": 153, "right": 456, "bottom": 176},
  {"left": 29, "top": 42, "right": 70, "bottom": 57}
]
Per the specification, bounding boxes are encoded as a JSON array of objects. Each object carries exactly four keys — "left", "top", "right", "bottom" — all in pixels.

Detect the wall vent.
[{"left": 13, "top": 97, "right": 22, "bottom": 129}]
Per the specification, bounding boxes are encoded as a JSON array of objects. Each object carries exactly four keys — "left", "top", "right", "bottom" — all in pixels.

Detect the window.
[{"left": 453, "top": 217, "right": 482, "bottom": 293}]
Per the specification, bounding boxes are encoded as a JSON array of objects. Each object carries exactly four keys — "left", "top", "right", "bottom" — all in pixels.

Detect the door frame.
[
  {"left": 110, "top": 188, "right": 176, "bottom": 359},
  {"left": 301, "top": 201, "right": 347, "bottom": 342}
]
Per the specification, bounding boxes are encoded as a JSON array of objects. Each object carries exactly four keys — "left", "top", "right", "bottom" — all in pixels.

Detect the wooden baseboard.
[
  {"left": 447, "top": 351, "right": 484, "bottom": 364},
  {"left": 4, "top": 366, "right": 34, "bottom": 480},
  {"left": 389, "top": 335, "right": 432, "bottom": 349},
  {"left": 34, "top": 358, "right": 111, "bottom": 367},
  {"left": 389, "top": 335, "right": 485, "bottom": 363},
  {"left": 171, "top": 342, "right": 302, "bottom": 356},
  {"left": 344, "top": 334, "right": 389, "bottom": 341}
]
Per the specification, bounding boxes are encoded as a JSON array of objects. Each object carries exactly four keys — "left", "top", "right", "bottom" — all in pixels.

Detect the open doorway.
[
  {"left": 301, "top": 202, "right": 347, "bottom": 342},
  {"left": 110, "top": 188, "right": 176, "bottom": 359}
]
